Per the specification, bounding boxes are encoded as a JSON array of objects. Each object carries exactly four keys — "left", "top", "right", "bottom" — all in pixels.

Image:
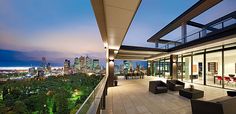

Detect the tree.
[
  {"left": 0, "top": 102, "right": 7, "bottom": 114},
  {"left": 13, "top": 101, "right": 29, "bottom": 114},
  {"left": 52, "top": 102, "right": 57, "bottom": 113},
  {"left": 2, "top": 86, "right": 8, "bottom": 100},
  {"left": 76, "top": 95, "right": 87, "bottom": 104},
  {"left": 4, "top": 94, "right": 14, "bottom": 107},
  {"left": 54, "top": 93, "right": 69, "bottom": 114}
]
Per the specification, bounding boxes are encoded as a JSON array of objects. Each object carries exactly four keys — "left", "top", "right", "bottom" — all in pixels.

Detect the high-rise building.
[
  {"left": 37, "top": 67, "right": 45, "bottom": 77},
  {"left": 47, "top": 63, "right": 51, "bottom": 72},
  {"left": 93, "top": 59, "right": 100, "bottom": 70},
  {"left": 86, "top": 56, "right": 93, "bottom": 70},
  {"left": 29, "top": 67, "right": 36, "bottom": 75},
  {"left": 79, "top": 56, "right": 85, "bottom": 70},
  {"left": 64, "top": 59, "right": 70, "bottom": 75},
  {"left": 74, "top": 57, "right": 80, "bottom": 70},
  {"left": 41, "top": 57, "right": 47, "bottom": 69}
]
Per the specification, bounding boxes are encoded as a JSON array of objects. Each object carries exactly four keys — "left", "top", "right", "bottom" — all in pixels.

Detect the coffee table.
[{"left": 179, "top": 88, "right": 204, "bottom": 99}]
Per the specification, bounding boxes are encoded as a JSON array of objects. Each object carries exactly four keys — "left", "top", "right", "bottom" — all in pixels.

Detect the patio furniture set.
[
  {"left": 149, "top": 80, "right": 204, "bottom": 99},
  {"left": 149, "top": 80, "right": 236, "bottom": 114},
  {"left": 125, "top": 71, "right": 144, "bottom": 80}
]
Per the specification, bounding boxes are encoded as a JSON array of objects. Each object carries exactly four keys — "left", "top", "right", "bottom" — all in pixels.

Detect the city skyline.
[{"left": 0, "top": 0, "right": 235, "bottom": 66}]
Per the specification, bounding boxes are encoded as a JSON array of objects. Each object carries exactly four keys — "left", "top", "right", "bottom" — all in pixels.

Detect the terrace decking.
[{"left": 102, "top": 76, "right": 229, "bottom": 114}]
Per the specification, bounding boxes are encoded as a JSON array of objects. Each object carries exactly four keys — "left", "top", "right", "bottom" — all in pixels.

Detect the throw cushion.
[
  {"left": 176, "top": 84, "right": 183, "bottom": 87},
  {"left": 156, "top": 87, "right": 167, "bottom": 90}
]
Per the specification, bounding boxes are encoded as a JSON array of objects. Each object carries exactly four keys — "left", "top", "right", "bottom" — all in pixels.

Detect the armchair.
[
  {"left": 149, "top": 81, "right": 168, "bottom": 94},
  {"left": 167, "top": 80, "right": 185, "bottom": 91},
  {"left": 227, "top": 91, "right": 236, "bottom": 97}
]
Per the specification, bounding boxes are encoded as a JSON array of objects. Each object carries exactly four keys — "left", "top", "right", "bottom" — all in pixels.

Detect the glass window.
[
  {"left": 224, "top": 50, "right": 236, "bottom": 89},
  {"left": 193, "top": 54, "right": 204, "bottom": 84},
  {"left": 165, "top": 59, "right": 170, "bottom": 79},
  {"left": 206, "top": 51, "right": 222, "bottom": 87},
  {"left": 183, "top": 56, "right": 191, "bottom": 83},
  {"left": 177, "top": 57, "right": 182, "bottom": 80}
]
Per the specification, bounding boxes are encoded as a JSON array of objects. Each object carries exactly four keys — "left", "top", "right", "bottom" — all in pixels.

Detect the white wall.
[
  {"left": 206, "top": 52, "right": 222, "bottom": 76},
  {"left": 224, "top": 55, "right": 236, "bottom": 75}
]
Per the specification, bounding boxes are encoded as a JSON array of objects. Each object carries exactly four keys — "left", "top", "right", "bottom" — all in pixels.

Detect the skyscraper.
[
  {"left": 74, "top": 57, "right": 80, "bottom": 70},
  {"left": 64, "top": 59, "right": 70, "bottom": 75},
  {"left": 93, "top": 59, "right": 99, "bottom": 70},
  {"left": 41, "top": 57, "right": 47, "bottom": 69},
  {"left": 86, "top": 56, "right": 93, "bottom": 70},
  {"left": 79, "top": 56, "right": 85, "bottom": 71},
  {"left": 47, "top": 63, "right": 51, "bottom": 72}
]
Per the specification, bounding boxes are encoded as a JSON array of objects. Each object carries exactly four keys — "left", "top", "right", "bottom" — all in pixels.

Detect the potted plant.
[
  {"left": 190, "top": 85, "right": 194, "bottom": 91},
  {"left": 113, "top": 76, "right": 118, "bottom": 86}
]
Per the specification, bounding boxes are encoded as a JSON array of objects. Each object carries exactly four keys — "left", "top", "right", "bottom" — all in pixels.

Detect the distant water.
[{"left": 0, "top": 67, "right": 63, "bottom": 70}]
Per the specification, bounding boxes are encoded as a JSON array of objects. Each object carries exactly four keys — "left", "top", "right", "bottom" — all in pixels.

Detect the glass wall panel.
[
  {"left": 154, "top": 61, "right": 158, "bottom": 76},
  {"left": 159, "top": 59, "right": 165, "bottom": 78},
  {"left": 177, "top": 57, "right": 182, "bottom": 80},
  {"left": 165, "top": 58, "right": 170, "bottom": 79},
  {"left": 193, "top": 54, "right": 204, "bottom": 84},
  {"left": 224, "top": 50, "right": 236, "bottom": 89},
  {"left": 183, "top": 56, "right": 191, "bottom": 82},
  {"left": 206, "top": 52, "right": 222, "bottom": 87}
]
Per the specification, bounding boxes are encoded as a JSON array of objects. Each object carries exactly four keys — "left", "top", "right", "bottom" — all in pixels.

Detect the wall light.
[
  {"left": 114, "top": 50, "right": 118, "bottom": 54},
  {"left": 109, "top": 58, "right": 114, "bottom": 62}
]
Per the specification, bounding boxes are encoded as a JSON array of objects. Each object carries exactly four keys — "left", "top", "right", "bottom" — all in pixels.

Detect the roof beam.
[
  {"left": 147, "top": 0, "right": 222, "bottom": 43},
  {"left": 116, "top": 45, "right": 167, "bottom": 60},
  {"left": 206, "top": 11, "right": 236, "bottom": 27},
  {"left": 120, "top": 45, "right": 166, "bottom": 52},
  {"left": 156, "top": 39, "right": 182, "bottom": 44},
  {"left": 187, "top": 21, "right": 218, "bottom": 31}
]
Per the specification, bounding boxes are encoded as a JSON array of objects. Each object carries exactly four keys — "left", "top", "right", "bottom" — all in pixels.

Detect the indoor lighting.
[
  {"left": 114, "top": 50, "right": 118, "bottom": 54},
  {"left": 109, "top": 58, "right": 114, "bottom": 62}
]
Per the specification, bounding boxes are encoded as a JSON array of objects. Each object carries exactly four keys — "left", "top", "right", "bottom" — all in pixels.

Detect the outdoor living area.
[{"left": 102, "top": 76, "right": 230, "bottom": 114}]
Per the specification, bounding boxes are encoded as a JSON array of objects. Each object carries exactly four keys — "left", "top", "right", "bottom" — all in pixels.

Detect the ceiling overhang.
[
  {"left": 116, "top": 45, "right": 167, "bottom": 60},
  {"left": 91, "top": 0, "right": 142, "bottom": 50},
  {"left": 147, "top": 0, "right": 222, "bottom": 43}
]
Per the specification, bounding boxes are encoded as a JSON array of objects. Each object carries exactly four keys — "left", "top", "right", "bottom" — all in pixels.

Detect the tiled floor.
[{"left": 102, "top": 76, "right": 230, "bottom": 114}]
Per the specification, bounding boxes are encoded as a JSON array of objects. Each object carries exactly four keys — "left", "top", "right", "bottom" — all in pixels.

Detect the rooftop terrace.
[{"left": 102, "top": 76, "right": 229, "bottom": 114}]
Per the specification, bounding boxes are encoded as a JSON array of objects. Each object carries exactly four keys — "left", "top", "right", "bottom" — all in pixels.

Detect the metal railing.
[
  {"left": 76, "top": 75, "right": 108, "bottom": 114},
  {"left": 161, "top": 16, "right": 236, "bottom": 49}
]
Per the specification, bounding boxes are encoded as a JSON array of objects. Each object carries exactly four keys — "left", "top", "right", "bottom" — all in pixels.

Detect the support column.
[
  {"left": 222, "top": 45, "right": 225, "bottom": 88},
  {"left": 191, "top": 53, "right": 193, "bottom": 83},
  {"left": 107, "top": 49, "right": 114, "bottom": 87},
  {"left": 150, "top": 61, "right": 154, "bottom": 76},
  {"left": 147, "top": 61, "right": 154, "bottom": 76},
  {"left": 181, "top": 23, "right": 187, "bottom": 44},
  {"left": 163, "top": 58, "right": 165, "bottom": 78},
  {"left": 181, "top": 55, "right": 184, "bottom": 81},
  {"left": 202, "top": 29, "right": 207, "bottom": 37},
  {"left": 170, "top": 55, "right": 178, "bottom": 79},
  {"left": 203, "top": 49, "right": 206, "bottom": 85},
  {"left": 158, "top": 59, "right": 161, "bottom": 77},
  {"left": 155, "top": 42, "right": 159, "bottom": 48}
]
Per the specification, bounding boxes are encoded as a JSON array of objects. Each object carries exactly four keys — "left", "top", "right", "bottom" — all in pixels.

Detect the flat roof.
[{"left": 91, "top": 0, "right": 141, "bottom": 50}]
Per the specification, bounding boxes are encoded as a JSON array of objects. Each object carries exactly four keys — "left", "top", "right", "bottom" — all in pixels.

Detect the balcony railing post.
[
  {"left": 199, "top": 32, "right": 201, "bottom": 39},
  {"left": 101, "top": 89, "right": 106, "bottom": 110}
]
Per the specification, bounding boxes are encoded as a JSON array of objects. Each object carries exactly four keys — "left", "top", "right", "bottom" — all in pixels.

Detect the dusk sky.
[{"left": 0, "top": 0, "right": 235, "bottom": 66}]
